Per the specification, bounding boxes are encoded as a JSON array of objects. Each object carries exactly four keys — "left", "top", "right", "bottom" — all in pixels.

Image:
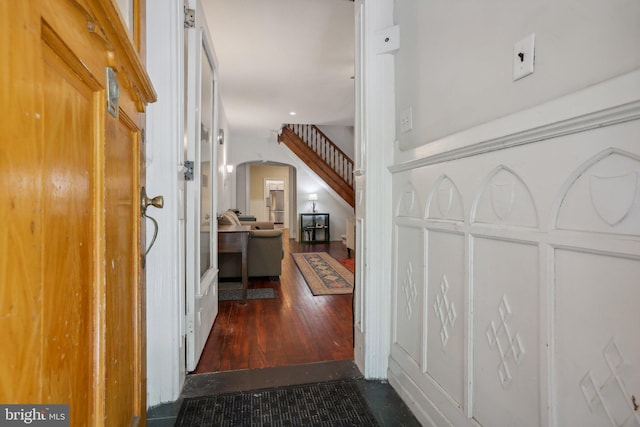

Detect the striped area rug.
[{"left": 291, "top": 252, "right": 354, "bottom": 295}]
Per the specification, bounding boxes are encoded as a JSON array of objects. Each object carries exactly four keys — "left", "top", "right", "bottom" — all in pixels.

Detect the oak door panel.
[
  {"left": 0, "top": 1, "right": 153, "bottom": 425},
  {"left": 0, "top": 1, "right": 44, "bottom": 403},
  {"left": 104, "top": 113, "right": 142, "bottom": 426},
  {"left": 41, "top": 32, "right": 99, "bottom": 421}
]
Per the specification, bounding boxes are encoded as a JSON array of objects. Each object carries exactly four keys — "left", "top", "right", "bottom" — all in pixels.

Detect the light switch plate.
[
  {"left": 513, "top": 33, "right": 535, "bottom": 81},
  {"left": 399, "top": 107, "right": 413, "bottom": 134}
]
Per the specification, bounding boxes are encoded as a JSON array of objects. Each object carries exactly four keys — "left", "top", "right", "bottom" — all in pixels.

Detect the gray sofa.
[{"left": 218, "top": 210, "right": 284, "bottom": 279}]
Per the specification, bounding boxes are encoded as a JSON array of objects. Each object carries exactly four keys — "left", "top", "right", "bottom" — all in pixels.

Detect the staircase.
[{"left": 278, "top": 124, "right": 354, "bottom": 207}]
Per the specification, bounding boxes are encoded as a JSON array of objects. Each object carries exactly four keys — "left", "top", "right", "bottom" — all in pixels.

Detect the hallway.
[
  {"left": 147, "top": 231, "right": 421, "bottom": 425},
  {"left": 194, "top": 229, "right": 354, "bottom": 373}
]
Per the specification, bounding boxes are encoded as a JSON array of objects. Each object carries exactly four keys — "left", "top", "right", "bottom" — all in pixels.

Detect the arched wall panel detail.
[
  {"left": 471, "top": 165, "right": 539, "bottom": 228},
  {"left": 425, "top": 175, "right": 465, "bottom": 223},
  {"left": 388, "top": 77, "right": 640, "bottom": 426},
  {"left": 553, "top": 148, "right": 640, "bottom": 236}
]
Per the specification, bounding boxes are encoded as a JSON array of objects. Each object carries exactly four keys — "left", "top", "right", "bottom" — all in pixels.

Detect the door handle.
[
  {"left": 141, "top": 187, "right": 164, "bottom": 266},
  {"left": 141, "top": 188, "right": 164, "bottom": 214}
]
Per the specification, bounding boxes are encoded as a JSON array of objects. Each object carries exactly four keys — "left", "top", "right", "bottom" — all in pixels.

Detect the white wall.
[
  {"left": 216, "top": 106, "right": 232, "bottom": 212},
  {"left": 227, "top": 131, "right": 354, "bottom": 241},
  {"left": 316, "top": 125, "right": 355, "bottom": 160},
  {"left": 395, "top": 0, "right": 640, "bottom": 148},
  {"left": 388, "top": 71, "right": 640, "bottom": 427},
  {"left": 233, "top": 163, "right": 247, "bottom": 213},
  {"left": 387, "top": 1, "right": 640, "bottom": 425},
  {"left": 295, "top": 169, "right": 352, "bottom": 243}
]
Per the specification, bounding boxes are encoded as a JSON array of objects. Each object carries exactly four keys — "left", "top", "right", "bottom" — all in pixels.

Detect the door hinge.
[
  {"left": 184, "top": 7, "right": 195, "bottom": 28},
  {"left": 184, "top": 160, "right": 194, "bottom": 181}
]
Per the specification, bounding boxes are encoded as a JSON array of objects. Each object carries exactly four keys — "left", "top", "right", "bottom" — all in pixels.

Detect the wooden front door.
[{"left": 0, "top": 1, "right": 155, "bottom": 425}]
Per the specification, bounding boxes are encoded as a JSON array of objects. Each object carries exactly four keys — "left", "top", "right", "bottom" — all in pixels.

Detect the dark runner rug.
[
  {"left": 218, "top": 287, "right": 276, "bottom": 302},
  {"left": 175, "top": 379, "right": 378, "bottom": 426}
]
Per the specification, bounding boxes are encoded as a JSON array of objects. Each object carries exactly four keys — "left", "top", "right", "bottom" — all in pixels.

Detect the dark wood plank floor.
[{"left": 193, "top": 229, "right": 354, "bottom": 373}]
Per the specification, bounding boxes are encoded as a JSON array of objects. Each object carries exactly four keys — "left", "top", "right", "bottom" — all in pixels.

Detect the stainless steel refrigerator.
[{"left": 268, "top": 190, "right": 284, "bottom": 224}]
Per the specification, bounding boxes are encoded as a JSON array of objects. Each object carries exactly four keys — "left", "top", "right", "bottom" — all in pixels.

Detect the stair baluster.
[{"left": 278, "top": 124, "right": 354, "bottom": 207}]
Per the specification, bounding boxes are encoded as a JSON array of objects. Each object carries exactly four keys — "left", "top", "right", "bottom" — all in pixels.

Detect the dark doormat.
[
  {"left": 175, "top": 379, "right": 379, "bottom": 426},
  {"left": 218, "top": 288, "right": 276, "bottom": 302}
]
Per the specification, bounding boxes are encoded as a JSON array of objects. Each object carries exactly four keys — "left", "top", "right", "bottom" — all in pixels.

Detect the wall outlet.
[
  {"left": 513, "top": 33, "right": 535, "bottom": 81},
  {"left": 399, "top": 107, "right": 413, "bottom": 134}
]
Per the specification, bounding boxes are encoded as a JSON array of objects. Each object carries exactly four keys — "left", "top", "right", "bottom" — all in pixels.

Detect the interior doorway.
[
  {"left": 236, "top": 162, "right": 297, "bottom": 232},
  {"left": 193, "top": 232, "right": 354, "bottom": 373},
  {"left": 265, "top": 179, "right": 285, "bottom": 225},
  {"left": 193, "top": 161, "right": 355, "bottom": 374}
]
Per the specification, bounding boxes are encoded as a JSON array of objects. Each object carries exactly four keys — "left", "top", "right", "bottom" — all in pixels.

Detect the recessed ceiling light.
[{"left": 289, "top": 111, "right": 296, "bottom": 116}]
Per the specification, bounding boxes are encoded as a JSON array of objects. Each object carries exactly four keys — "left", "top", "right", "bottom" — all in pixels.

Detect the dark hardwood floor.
[{"left": 193, "top": 229, "right": 354, "bottom": 373}]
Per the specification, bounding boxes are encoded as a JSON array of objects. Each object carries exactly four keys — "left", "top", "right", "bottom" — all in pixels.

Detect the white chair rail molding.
[{"left": 386, "top": 70, "right": 640, "bottom": 427}]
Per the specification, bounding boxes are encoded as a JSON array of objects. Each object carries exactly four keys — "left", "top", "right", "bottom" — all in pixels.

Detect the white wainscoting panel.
[
  {"left": 554, "top": 149, "right": 640, "bottom": 236},
  {"left": 426, "top": 175, "right": 465, "bottom": 222},
  {"left": 472, "top": 166, "right": 538, "bottom": 228},
  {"left": 472, "top": 238, "right": 539, "bottom": 427},
  {"left": 393, "top": 223, "right": 425, "bottom": 367},
  {"left": 388, "top": 74, "right": 640, "bottom": 426},
  {"left": 426, "top": 231, "right": 465, "bottom": 408},
  {"left": 555, "top": 250, "right": 640, "bottom": 427}
]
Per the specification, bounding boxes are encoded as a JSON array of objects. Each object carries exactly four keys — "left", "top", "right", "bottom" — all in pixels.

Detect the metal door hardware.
[
  {"left": 141, "top": 186, "right": 164, "bottom": 267},
  {"left": 106, "top": 67, "right": 119, "bottom": 117},
  {"left": 184, "top": 7, "right": 195, "bottom": 28},
  {"left": 184, "top": 160, "right": 194, "bottom": 181}
]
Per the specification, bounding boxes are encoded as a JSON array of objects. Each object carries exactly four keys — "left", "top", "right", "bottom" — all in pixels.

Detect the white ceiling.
[{"left": 201, "top": 0, "right": 355, "bottom": 138}]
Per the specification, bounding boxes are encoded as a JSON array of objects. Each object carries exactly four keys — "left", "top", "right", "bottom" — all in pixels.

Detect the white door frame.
[
  {"left": 184, "top": 0, "right": 220, "bottom": 372},
  {"left": 354, "top": 0, "right": 395, "bottom": 379},
  {"left": 145, "top": 0, "right": 187, "bottom": 406}
]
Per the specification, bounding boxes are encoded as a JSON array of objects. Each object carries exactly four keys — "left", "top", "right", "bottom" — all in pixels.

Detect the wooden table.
[{"left": 218, "top": 225, "right": 250, "bottom": 303}]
